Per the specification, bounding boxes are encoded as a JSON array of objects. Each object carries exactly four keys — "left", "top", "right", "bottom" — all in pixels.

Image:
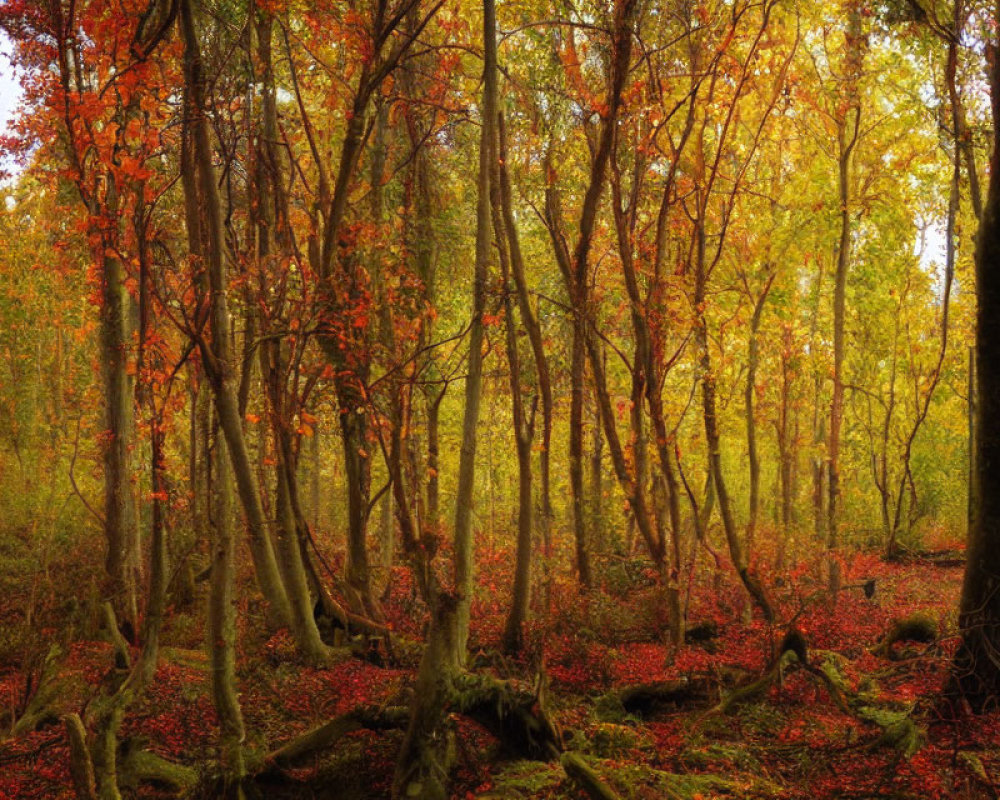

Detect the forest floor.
[{"left": 1, "top": 525, "right": 997, "bottom": 800}]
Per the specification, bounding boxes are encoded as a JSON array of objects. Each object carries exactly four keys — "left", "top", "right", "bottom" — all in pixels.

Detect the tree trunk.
[
  {"left": 179, "top": 0, "right": 292, "bottom": 631},
  {"left": 745, "top": 277, "right": 772, "bottom": 549},
  {"left": 497, "top": 114, "right": 554, "bottom": 590},
  {"left": 569, "top": 323, "right": 591, "bottom": 587},
  {"left": 101, "top": 243, "right": 139, "bottom": 636},
  {"left": 453, "top": 0, "right": 497, "bottom": 660},
  {"left": 207, "top": 425, "right": 247, "bottom": 790},
  {"left": 950, "top": 0, "right": 1000, "bottom": 710},
  {"left": 695, "top": 297, "right": 773, "bottom": 623},
  {"left": 827, "top": 0, "right": 863, "bottom": 597}
]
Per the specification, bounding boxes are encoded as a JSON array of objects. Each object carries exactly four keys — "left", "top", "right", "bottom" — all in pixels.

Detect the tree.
[{"left": 950, "top": 0, "right": 1000, "bottom": 714}]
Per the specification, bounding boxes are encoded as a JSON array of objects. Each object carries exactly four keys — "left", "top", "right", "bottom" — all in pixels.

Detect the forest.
[{"left": 2, "top": 0, "right": 1000, "bottom": 796}]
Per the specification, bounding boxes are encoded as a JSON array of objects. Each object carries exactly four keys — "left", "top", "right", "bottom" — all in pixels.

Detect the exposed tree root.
[
  {"left": 315, "top": 595, "right": 423, "bottom": 668},
  {"left": 561, "top": 752, "right": 622, "bottom": 800},
  {"left": 118, "top": 740, "right": 198, "bottom": 793},
  {"left": 708, "top": 649, "right": 801, "bottom": 716},
  {"left": 10, "top": 644, "right": 63, "bottom": 738},
  {"left": 451, "top": 672, "right": 562, "bottom": 760},
  {"left": 615, "top": 677, "right": 717, "bottom": 717},
  {"left": 872, "top": 613, "right": 938, "bottom": 659},
  {"left": 63, "top": 713, "right": 97, "bottom": 800},
  {"left": 705, "top": 631, "right": 924, "bottom": 756},
  {"left": 262, "top": 705, "right": 410, "bottom": 772}
]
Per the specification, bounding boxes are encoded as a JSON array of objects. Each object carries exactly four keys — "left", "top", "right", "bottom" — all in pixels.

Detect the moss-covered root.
[
  {"left": 708, "top": 650, "right": 796, "bottom": 716},
  {"left": 63, "top": 713, "right": 97, "bottom": 800},
  {"left": 451, "top": 672, "right": 562, "bottom": 760},
  {"left": 872, "top": 613, "right": 938, "bottom": 659},
  {"left": 262, "top": 706, "right": 410, "bottom": 772},
  {"left": 118, "top": 743, "right": 197, "bottom": 793},
  {"left": 611, "top": 677, "right": 716, "bottom": 718},
  {"left": 561, "top": 752, "right": 622, "bottom": 800},
  {"left": 11, "top": 644, "right": 63, "bottom": 737}
]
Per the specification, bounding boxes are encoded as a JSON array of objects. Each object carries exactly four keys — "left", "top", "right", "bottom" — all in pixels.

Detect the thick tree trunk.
[
  {"left": 951, "top": 2, "right": 1000, "bottom": 710},
  {"left": 274, "top": 439, "right": 331, "bottom": 664},
  {"left": 392, "top": 598, "right": 461, "bottom": 800}
]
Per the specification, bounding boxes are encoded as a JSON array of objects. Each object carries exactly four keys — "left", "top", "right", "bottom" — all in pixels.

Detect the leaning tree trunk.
[{"left": 253, "top": 12, "right": 331, "bottom": 663}]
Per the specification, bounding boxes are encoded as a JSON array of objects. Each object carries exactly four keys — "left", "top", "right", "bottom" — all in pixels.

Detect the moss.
[
  {"left": 958, "top": 751, "right": 990, "bottom": 784},
  {"left": 481, "top": 760, "right": 564, "bottom": 798},
  {"left": 606, "top": 761, "right": 736, "bottom": 799},
  {"left": 856, "top": 705, "right": 924, "bottom": 757},
  {"left": 562, "top": 756, "right": 783, "bottom": 800},
  {"left": 593, "top": 693, "right": 630, "bottom": 723},
  {"left": 590, "top": 723, "right": 650, "bottom": 757},
  {"left": 678, "top": 742, "right": 761, "bottom": 772}
]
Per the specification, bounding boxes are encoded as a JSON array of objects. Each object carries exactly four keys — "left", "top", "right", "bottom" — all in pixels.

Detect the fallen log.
[
  {"left": 262, "top": 705, "right": 410, "bottom": 771},
  {"left": 617, "top": 676, "right": 717, "bottom": 717}
]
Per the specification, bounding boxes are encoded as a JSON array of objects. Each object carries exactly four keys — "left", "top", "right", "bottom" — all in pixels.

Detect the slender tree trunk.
[
  {"left": 207, "top": 425, "right": 247, "bottom": 791},
  {"left": 546, "top": 0, "right": 659, "bottom": 576},
  {"left": 253, "top": 13, "right": 331, "bottom": 659},
  {"left": 569, "top": 324, "right": 591, "bottom": 587},
  {"left": 101, "top": 242, "right": 139, "bottom": 636},
  {"left": 695, "top": 223, "right": 773, "bottom": 623},
  {"left": 590, "top": 395, "right": 604, "bottom": 550},
  {"left": 498, "top": 272, "right": 533, "bottom": 654},
  {"left": 452, "top": 0, "right": 497, "bottom": 661},
  {"left": 777, "top": 325, "right": 794, "bottom": 543},
  {"left": 497, "top": 114, "right": 554, "bottom": 585},
  {"left": 745, "top": 277, "right": 772, "bottom": 549},
  {"left": 828, "top": 0, "right": 863, "bottom": 597},
  {"left": 311, "top": 424, "right": 321, "bottom": 531},
  {"left": 179, "top": 0, "right": 292, "bottom": 631}
]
